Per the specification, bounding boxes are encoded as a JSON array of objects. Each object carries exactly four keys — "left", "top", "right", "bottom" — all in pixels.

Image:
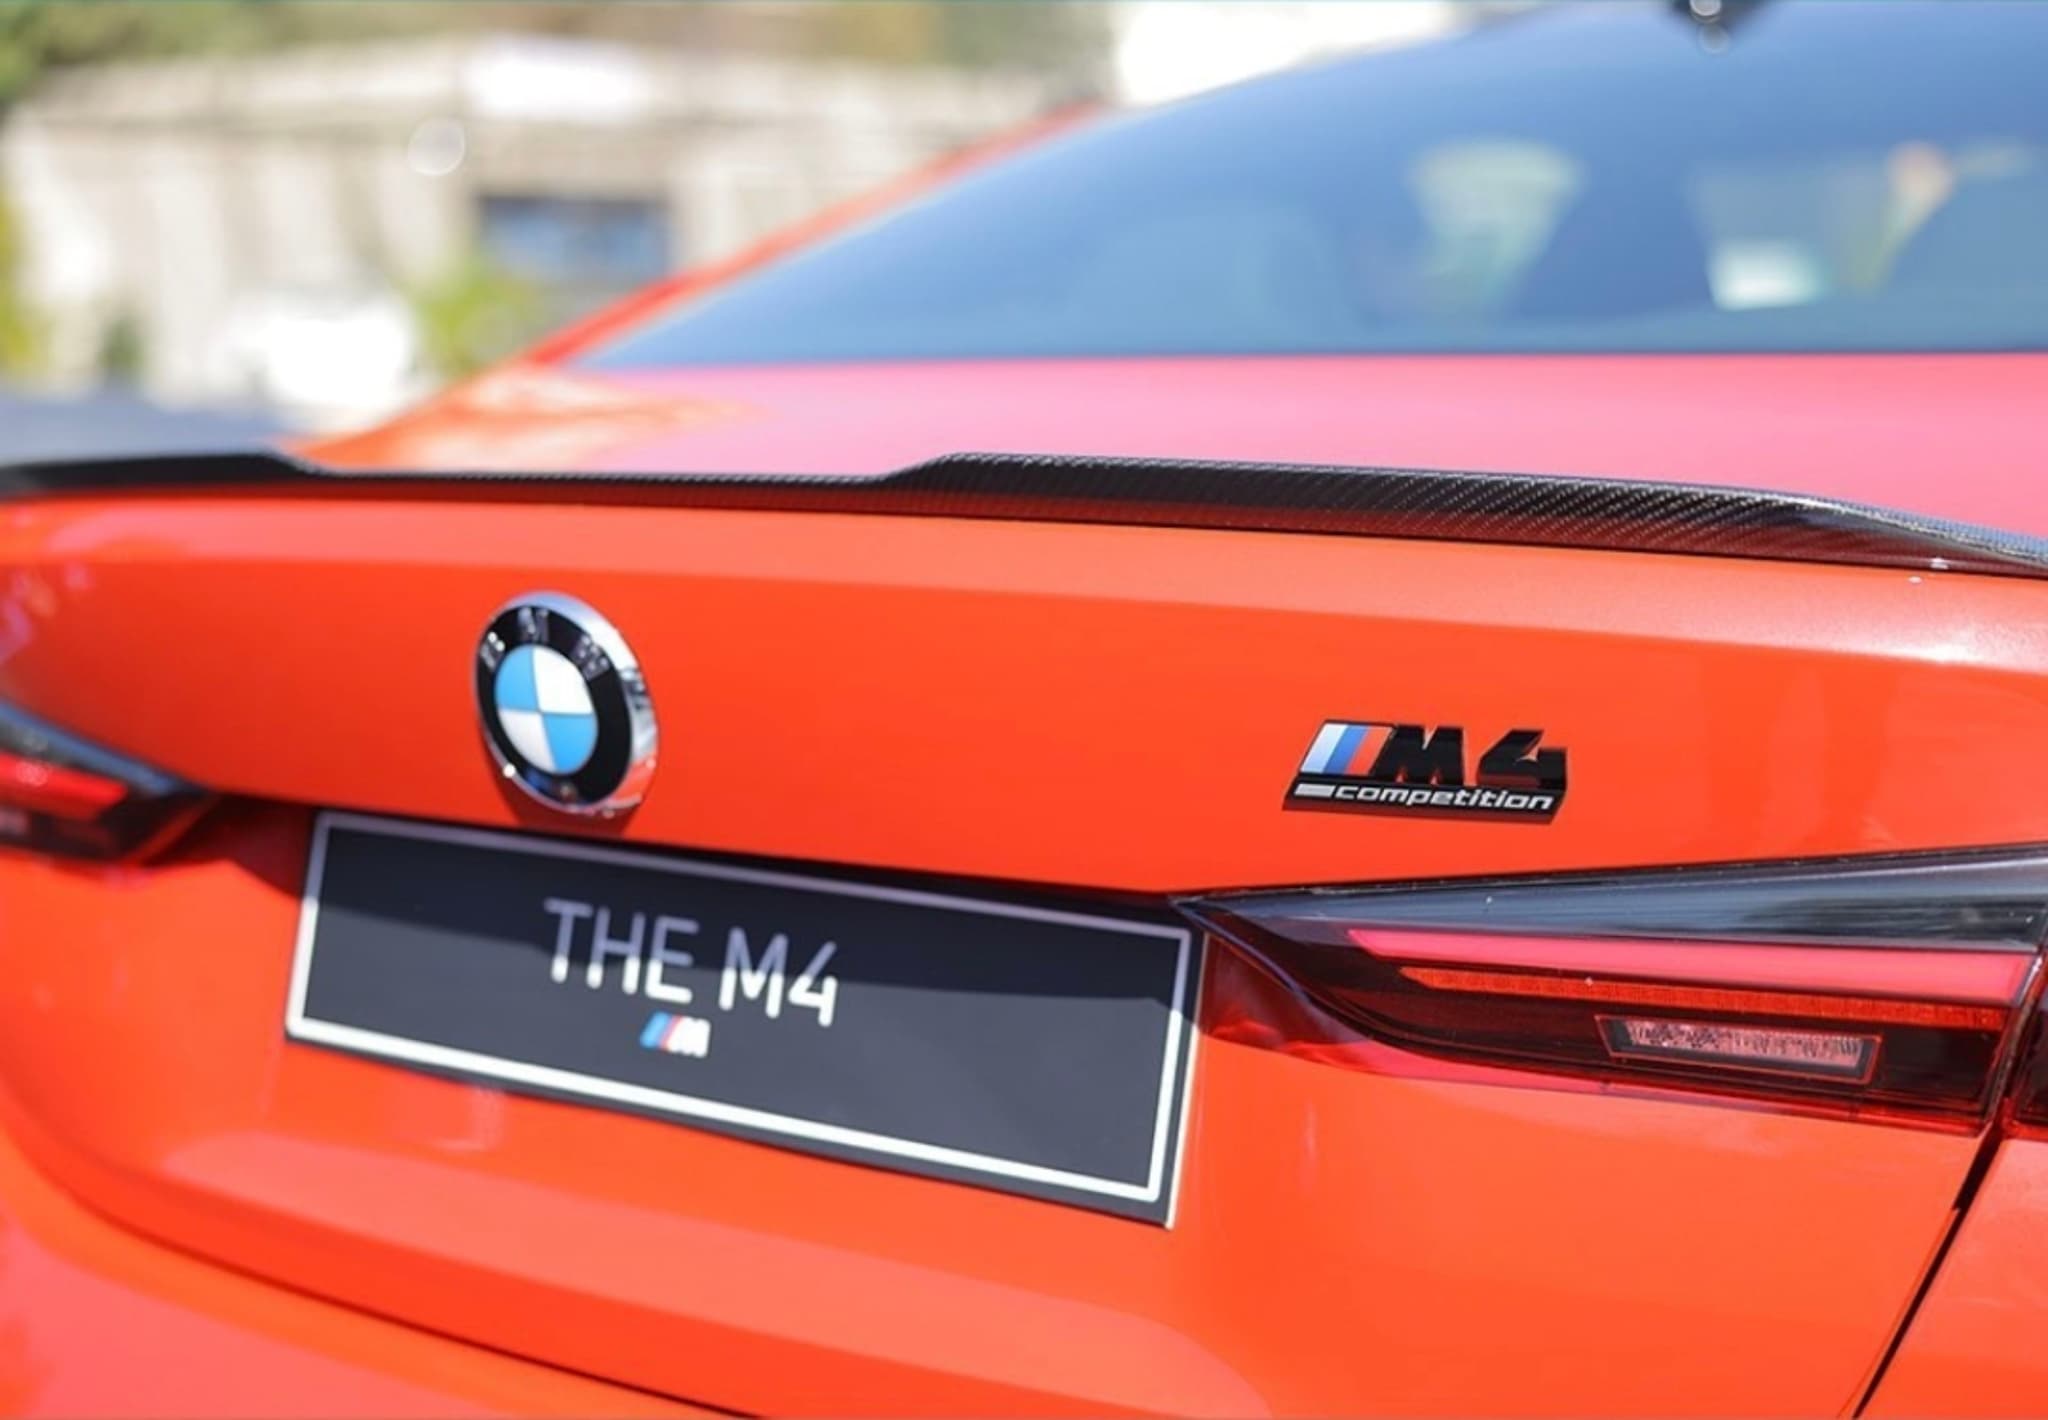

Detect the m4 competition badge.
[
  {"left": 1288, "top": 720, "right": 1567, "bottom": 821},
  {"left": 476, "top": 592, "right": 657, "bottom": 815}
]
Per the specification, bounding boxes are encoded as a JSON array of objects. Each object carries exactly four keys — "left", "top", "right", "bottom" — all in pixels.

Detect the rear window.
[{"left": 585, "top": 1, "right": 2048, "bottom": 365}]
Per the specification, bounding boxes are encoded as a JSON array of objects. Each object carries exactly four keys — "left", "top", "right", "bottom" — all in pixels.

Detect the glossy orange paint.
[
  {"left": 0, "top": 1080, "right": 691, "bottom": 1417},
  {"left": 1865, "top": 1139, "right": 2048, "bottom": 1417},
  {"left": 0, "top": 805, "right": 1992, "bottom": 1415},
  {"left": 5, "top": 484, "right": 2048, "bottom": 1412},
  {"left": 6, "top": 496, "right": 2048, "bottom": 887}
]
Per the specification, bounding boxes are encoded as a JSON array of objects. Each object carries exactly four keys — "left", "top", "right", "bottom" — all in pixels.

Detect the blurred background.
[{"left": 0, "top": 0, "right": 1481, "bottom": 455}]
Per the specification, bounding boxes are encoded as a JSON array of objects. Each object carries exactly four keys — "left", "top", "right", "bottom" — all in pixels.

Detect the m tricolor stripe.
[
  {"left": 1299, "top": 721, "right": 1390, "bottom": 777},
  {"left": 640, "top": 1010, "right": 711, "bottom": 1058}
]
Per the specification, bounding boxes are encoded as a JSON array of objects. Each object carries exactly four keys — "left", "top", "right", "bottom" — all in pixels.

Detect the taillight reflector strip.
[
  {"left": 1395, "top": 962, "right": 2010, "bottom": 1031},
  {"left": 1354, "top": 928, "right": 2036, "bottom": 1003},
  {"left": 1598, "top": 1016, "right": 1880, "bottom": 1083}
]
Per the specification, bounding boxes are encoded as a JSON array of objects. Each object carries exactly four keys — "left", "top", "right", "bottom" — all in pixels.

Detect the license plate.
[{"left": 287, "top": 813, "right": 1202, "bottom": 1223}]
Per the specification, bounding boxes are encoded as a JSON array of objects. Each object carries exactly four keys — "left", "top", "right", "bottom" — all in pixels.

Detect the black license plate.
[{"left": 287, "top": 813, "right": 1202, "bottom": 1223}]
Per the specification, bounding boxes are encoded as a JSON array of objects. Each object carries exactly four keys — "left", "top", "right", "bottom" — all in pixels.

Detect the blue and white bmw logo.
[{"left": 475, "top": 592, "right": 657, "bottom": 815}]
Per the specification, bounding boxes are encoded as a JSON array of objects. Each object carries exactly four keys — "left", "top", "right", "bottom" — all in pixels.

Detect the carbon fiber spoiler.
[{"left": 5, "top": 448, "right": 2046, "bottom": 580}]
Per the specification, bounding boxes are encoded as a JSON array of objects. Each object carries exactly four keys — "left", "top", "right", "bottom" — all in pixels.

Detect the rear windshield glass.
[{"left": 585, "top": 1, "right": 2048, "bottom": 365}]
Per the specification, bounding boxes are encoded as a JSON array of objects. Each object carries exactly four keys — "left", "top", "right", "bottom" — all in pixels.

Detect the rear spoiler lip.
[{"left": 5, "top": 447, "right": 2046, "bottom": 581}]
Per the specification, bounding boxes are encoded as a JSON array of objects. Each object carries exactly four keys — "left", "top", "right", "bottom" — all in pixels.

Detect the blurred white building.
[
  {"left": 0, "top": 34, "right": 1059, "bottom": 426},
  {"left": 1110, "top": 1, "right": 1467, "bottom": 105}
]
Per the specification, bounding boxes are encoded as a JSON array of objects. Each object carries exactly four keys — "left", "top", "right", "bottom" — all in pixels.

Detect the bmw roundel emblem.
[{"left": 475, "top": 592, "right": 657, "bottom": 815}]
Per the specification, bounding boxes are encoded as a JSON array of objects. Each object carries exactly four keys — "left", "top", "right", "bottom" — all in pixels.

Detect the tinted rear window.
[{"left": 586, "top": 2, "right": 2048, "bottom": 365}]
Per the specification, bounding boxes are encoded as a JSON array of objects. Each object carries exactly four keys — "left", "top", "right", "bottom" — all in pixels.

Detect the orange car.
[{"left": 5, "top": 2, "right": 2048, "bottom": 1414}]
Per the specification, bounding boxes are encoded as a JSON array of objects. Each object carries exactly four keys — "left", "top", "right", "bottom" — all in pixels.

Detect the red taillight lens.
[
  {"left": 0, "top": 700, "right": 208, "bottom": 860},
  {"left": 2007, "top": 1011, "right": 2048, "bottom": 1133},
  {"left": 1180, "top": 851, "right": 2048, "bottom": 1127},
  {"left": 0, "top": 746, "right": 129, "bottom": 819}
]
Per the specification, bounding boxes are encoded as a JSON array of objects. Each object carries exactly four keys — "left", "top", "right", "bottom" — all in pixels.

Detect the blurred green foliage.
[
  {"left": 0, "top": 186, "right": 38, "bottom": 373},
  {"left": 0, "top": 1, "right": 430, "bottom": 108},
  {"left": 409, "top": 250, "right": 543, "bottom": 380},
  {"left": 809, "top": 4, "right": 1109, "bottom": 75},
  {"left": 0, "top": 1, "right": 1109, "bottom": 110},
  {"left": 95, "top": 306, "right": 142, "bottom": 383}
]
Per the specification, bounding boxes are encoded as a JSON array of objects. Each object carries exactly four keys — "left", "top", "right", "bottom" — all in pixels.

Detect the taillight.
[
  {"left": 1180, "top": 850, "right": 2048, "bottom": 1127},
  {"left": 0, "top": 700, "right": 208, "bottom": 860},
  {"left": 2006, "top": 1010, "right": 2048, "bottom": 1134}
]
